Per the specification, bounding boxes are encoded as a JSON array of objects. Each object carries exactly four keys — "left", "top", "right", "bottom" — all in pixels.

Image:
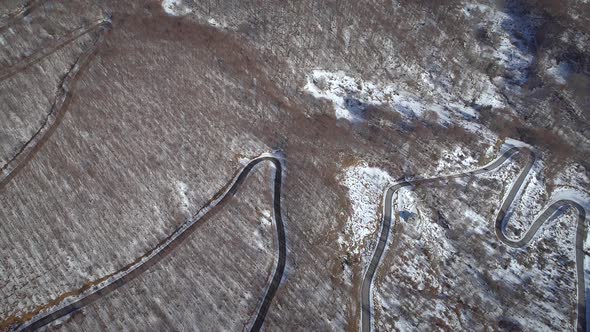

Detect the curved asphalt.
[
  {"left": 8, "top": 156, "right": 286, "bottom": 332},
  {"left": 361, "top": 147, "right": 588, "bottom": 332}
]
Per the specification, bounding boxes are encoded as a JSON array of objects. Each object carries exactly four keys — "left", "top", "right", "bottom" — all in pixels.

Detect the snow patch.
[
  {"left": 435, "top": 146, "right": 478, "bottom": 175},
  {"left": 304, "top": 70, "right": 449, "bottom": 123},
  {"left": 396, "top": 187, "right": 418, "bottom": 222},
  {"left": 554, "top": 163, "right": 590, "bottom": 191},
  {"left": 252, "top": 209, "right": 272, "bottom": 250},
  {"left": 175, "top": 181, "right": 190, "bottom": 214},
  {"left": 546, "top": 62, "right": 572, "bottom": 85},
  {"left": 550, "top": 189, "right": 590, "bottom": 213},
  {"left": 475, "top": 79, "right": 505, "bottom": 108},
  {"left": 340, "top": 163, "right": 393, "bottom": 253},
  {"left": 206, "top": 17, "right": 227, "bottom": 29},
  {"left": 462, "top": 3, "right": 540, "bottom": 87},
  {"left": 259, "top": 209, "right": 272, "bottom": 227},
  {"left": 161, "top": 0, "right": 191, "bottom": 16},
  {"left": 504, "top": 137, "right": 534, "bottom": 151}
]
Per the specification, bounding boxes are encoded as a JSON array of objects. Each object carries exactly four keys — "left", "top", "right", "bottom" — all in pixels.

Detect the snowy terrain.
[
  {"left": 161, "top": 0, "right": 227, "bottom": 28},
  {"left": 3, "top": 1, "right": 589, "bottom": 330},
  {"left": 435, "top": 146, "right": 479, "bottom": 175},
  {"left": 339, "top": 162, "right": 393, "bottom": 254},
  {"left": 175, "top": 180, "right": 191, "bottom": 217},
  {"left": 302, "top": 68, "right": 511, "bottom": 152},
  {"left": 161, "top": 0, "right": 190, "bottom": 16},
  {"left": 554, "top": 163, "right": 590, "bottom": 191},
  {"left": 462, "top": 2, "right": 540, "bottom": 88},
  {"left": 304, "top": 70, "right": 463, "bottom": 123},
  {"left": 374, "top": 160, "right": 580, "bottom": 330}
]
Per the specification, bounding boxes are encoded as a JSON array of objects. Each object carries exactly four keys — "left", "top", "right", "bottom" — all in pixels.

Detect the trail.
[
  {"left": 0, "top": 19, "right": 107, "bottom": 82},
  {"left": 0, "top": 20, "right": 109, "bottom": 191}
]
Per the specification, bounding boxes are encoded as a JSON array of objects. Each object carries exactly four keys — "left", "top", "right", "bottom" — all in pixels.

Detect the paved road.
[
  {"left": 360, "top": 147, "right": 588, "bottom": 332},
  {"left": 8, "top": 156, "right": 286, "bottom": 332}
]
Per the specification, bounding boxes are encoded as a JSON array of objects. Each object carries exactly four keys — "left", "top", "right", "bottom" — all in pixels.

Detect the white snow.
[
  {"left": 160, "top": 1, "right": 229, "bottom": 29},
  {"left": 396, "top": 186, "right": 452, "bottom": 261},
  {"left": 546, "top": 62, "right": 572, "bottom": 85},
  {"left": 395, "top": 187, "right": 417, "bottom": 220},
  {"left": 492, "top": 142, "right": 589, "bottom": 241},
  {"left": 206, "top": 17, "right": 227, "bottom": 29},
  {"left": 475, "top": 79, "right": 505, "bottom": 108},
  {"left": 461, "top": 4, "right": 491, "bottom": 17},
  {"left": 377, "top": 165, "right": 579, "bottom": 330},
  {"left": 252, "top": 210, "right": 272, "bottom": 251},
  {"left": 463, "top": 206, "right": 488, "bottom": 235},
  {"left": 304, "top": 70, "right": 449, "bottom": 123},
  {"left": 554, "top": 163, "right": 590, "bottom": 190},
  {"left": 550, "top": 189, "right": 590, "bottom": 213},
  {"left": 340, "top": 163, "right": 393, "bottom": 253},
  {"left": 175, "top": 181, "right": 190, "bottom": 214},
  {"left": 370, "top": 139, "right": 586, "bottom": 330},
  {"left": 259, "top": 209, "right": 272, "bottom": 227},
  {"left": 302, "top": 67, "right": 507, "bottom": 137},
  {"left": 480, "top": 148, "right": 521, "bottom": 183},
  {"left": 504, "top": 137, "right": 535, "bottom": 151},
  {"left": 462, "top": 3, "right": 540, "bottom": 87},
  {"left": 161, "top": 0, "right": 191, "bottom": 16},
  {"left": 435, "top": 146, "right": 478, "bottom": 175},
  {"left": 503, "top": 157, "right": 547, "bottom": 239}
]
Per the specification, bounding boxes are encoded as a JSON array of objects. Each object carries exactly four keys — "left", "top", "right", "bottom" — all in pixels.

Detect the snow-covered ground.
[
  {"left": 175, "top": 180, "right": 191, "bottom": 217},
  {"left": 462, "top": 2, "right": 540, "bottom": 87},
  {"left": 374, "top": 160, "right": 579, "bottom": 330},
  {"left": 252, "top": 209, "right": 273, "bottom": 251},
  {"left": 366, "top": 140, "right": 588, "bottom": 330},
  {"left": 161, "top": 0, "right": 228, "bottom": 28},
  {"left": 302, "top": 68, "right": 508, "bottom": 149},
  {"left": 546, "top": 62, "right": 572, "bottom": 85},
  {"left": 503, "top": 156, "right": 548, "bottom": 239},
  {"left": 339, "top": 162, "right": 393, "bottom": 254},
  {"left": 304, "top": 70, "right": 452, "bottom": 123},
  {"left": 554, "top": 163, "right": 590, "bottom": 191},
  {"left": 487, "top": 142, "right": 590, "bottom": 240},
  {"left": 346, "top": 140, "right": 588, "bottom": 330},
  {"left": 435, "top": 146, "right": 478, "bottom": 175},
  {"left": 161, "top": 0, "right": 190, "bottom": 16}
]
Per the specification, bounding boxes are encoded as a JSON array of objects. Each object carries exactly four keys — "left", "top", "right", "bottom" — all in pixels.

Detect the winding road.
[
  {"left": 360, "top": 146, "right": 588, "bottom": 332},
  {"left": 5, "top": 155, "right": 286, "bottom": 332}
]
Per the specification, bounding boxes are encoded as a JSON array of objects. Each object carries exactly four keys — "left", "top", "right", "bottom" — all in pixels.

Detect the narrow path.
[
  {"left": 361, "top": 147, "right": 588, "bottom": 332},
  {"left": 0, "top": 19, "right": 107, "bottom": 82},
  {"left": 0, "top": 20, "right": 109, "bottom": 191},
  {"left": 4, "top": 155, "right": 286, "bottom": 331}
]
